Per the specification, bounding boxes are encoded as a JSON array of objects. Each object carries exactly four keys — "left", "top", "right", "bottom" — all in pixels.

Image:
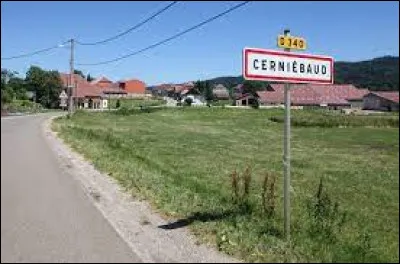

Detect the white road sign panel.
[{"left": 243, "top": 48, "right": 334, "bottom": 84}]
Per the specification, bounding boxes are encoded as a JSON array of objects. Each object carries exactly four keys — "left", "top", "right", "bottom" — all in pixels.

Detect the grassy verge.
[{"left": 52, "top": 108, "right": 399, "bottom": 262}]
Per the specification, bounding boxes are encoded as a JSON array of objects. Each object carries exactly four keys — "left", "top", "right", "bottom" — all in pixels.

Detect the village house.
[
  {"left": 152, "top": 82, "right": 195, "bottom": 100},
  {"left": 59, "top": 73, "right": 146, "bottom": 109}
]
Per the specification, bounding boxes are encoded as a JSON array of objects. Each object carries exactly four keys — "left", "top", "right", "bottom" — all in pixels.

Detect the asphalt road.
[{"left": 1, "top": 114, "right": 141, "bottom": 263}]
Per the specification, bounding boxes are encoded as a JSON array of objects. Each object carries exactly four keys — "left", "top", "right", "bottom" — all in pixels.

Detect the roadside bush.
[
  {"left": 184, "top": 97, "right": 193, "bottom": 106},
  {"left": 251, "top": 100, "right": 260, "bottom": 109},
  {"left": 6, "top": 100, "right": 43, "bottom": 113}
]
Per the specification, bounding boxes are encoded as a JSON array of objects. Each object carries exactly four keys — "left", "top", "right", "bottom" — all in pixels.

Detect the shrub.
[
  {"left": 184, "top": 97, "right": 193, "bottom": 106},
  {"left": 116, "top": 99, "right": 121, "bottom": 108},
  {"left": 251, "top": 99, "right": 260, "bottom": 109}
]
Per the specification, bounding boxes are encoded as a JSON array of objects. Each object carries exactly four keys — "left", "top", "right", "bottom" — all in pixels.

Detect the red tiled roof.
[
  {"left": 59, "top": 73, "right": 86, "bottom": 87},
  {"left": 91, "top": 76, "right": 112, "bottom": 85},
  {"left": 60, "top": 73, "right": 104, "bottom": 98},
  {"left": 181, "top": 89, "right": 190, "bottom": 95},
  {"left": 368, "top": 91, "right": 399, "bottom": 103},
  {"left": 103, "top": 83, "right": 127, "bottom": 94},
  {"left": 258, "top": 84, "right": 369, "bottom": 106},
  {"left": 60, "top": 73, "right": 130, "bottom": 97},
  {"left": 75, "top": 81, "right": 104, "bottom": 98}
]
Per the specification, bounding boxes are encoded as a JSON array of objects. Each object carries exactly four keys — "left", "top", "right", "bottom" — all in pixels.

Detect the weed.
[
  {"left": 231, "top": 169, "right": 239, "bottom": 201},
  {"left": 306, "top": 177, "right": 347, "bottom": 243},
  {"left": 262, "top": 172, "right": 277, "bottom": 218},
  {"left": 230, "top": 165, "right": 252, "bottom": 212}
]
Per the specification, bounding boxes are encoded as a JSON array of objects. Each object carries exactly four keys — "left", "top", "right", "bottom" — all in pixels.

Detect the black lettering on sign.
[
  {"left": 300, "top": 63, "right": 305, "bottom": 73},
  {"left": 270, "top": 61, "right": 276, "bottom": 71},
  {"left": 287, "top": 62, "right": 291, "bottom": 72},
  {"left": 314, "top": 65, "right": 320, "bottom": 74},
  {"left": 253, "top": 59, "right": 259, "bottom": 70},
  {"left": 299, "top": 39, "right": 304, "bottom": 49},
  {"left": 292, "top": 61, "right": 297, "bottom": 73},
  {"left": 262, "top": 60, "right": 268, "bottom": 70},
  {"left": 322, "top": 65, "right": 327, "bottom": 74},
  {"left": 288, "top": 38, "right": 292, "bottom": 47},
  {"left": 278, "top": 61, "right": 285, "bottom": 71},
  {"left": 293, "top": 38, "right": 298, "bottom": 48},
  {"left": 279, "top": 36, "right": 285, "bottom": 46},
  {"left": 307, "top": 65, "right": 312, "bottom": 74}
]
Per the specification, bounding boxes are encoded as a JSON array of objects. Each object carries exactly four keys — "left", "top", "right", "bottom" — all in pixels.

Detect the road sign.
[
  {"left": 277, "top": 35, "right": 306, "bottom": 50},
  {"left": 243, "top": 48, "right": 334, "bottom": 84}
]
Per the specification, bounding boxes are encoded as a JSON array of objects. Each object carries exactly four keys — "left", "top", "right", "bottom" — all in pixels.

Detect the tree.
[
  {"left": 1, "top": 69, "right": 15, "bottom": 107},
  {"left": 193, "top": 80, "right": 213, "bottom": 103},
  {"left": 1, "top": 69, "right": 26, "bottom": 107},
  {"left": 190, "top": 80, "right": 203, "bottom": 95},
  {"left": 242, "top": 80, "right": 267, "bottom": 96},
  {"left": 8, "top": 76, "right": 27, "bottom": 100},
  {"left": 74, "top": 69, "right": 85, "bottom": 79},
  {"left": 203, "top": 81, "right": 214, "bottom": 103},
  {"left": 25, "top": 66, "right": 63, "bottom": 109},
  {"left": 184, "top": 97, "right": 193, "bottom": 106},
  {"left": 227, "top": 85, "right": 236, "bottom": 100},
  {"left": 86, "top": 73, "right": 95, "bottom": 82}
]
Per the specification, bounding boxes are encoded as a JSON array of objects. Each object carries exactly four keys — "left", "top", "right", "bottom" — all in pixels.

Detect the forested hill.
[
  {"left": 205, "top": 56, "right": 399, "bottom": 91},
  {"left": 334, "top": 56, "right": 398, "bottom": 91}
]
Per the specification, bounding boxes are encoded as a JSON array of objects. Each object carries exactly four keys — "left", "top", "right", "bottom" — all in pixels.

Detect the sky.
[{"left": 1, "top": 1, "right": 399, "bottom": 86}]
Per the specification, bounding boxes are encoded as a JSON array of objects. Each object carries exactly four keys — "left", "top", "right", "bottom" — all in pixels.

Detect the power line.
[
  {"left": 77, "top": 1, "right": 250, "bottom": 66},
  {"left": 75, "top": 1, "right": 178, "bottom": 46},
  {"left": 1, "top": 40, "right": 70, "bottom": 60}
]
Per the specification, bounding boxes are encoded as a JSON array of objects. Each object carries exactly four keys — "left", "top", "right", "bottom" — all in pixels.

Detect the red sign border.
[{"left": 243, "top": 48, "right": 334, "bottom": 84}]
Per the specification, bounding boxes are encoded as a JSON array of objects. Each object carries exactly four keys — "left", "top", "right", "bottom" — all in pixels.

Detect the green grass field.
[
  {"left": 52, "top": 108, "right": 399, "bottom": 263},
  {"left": 108, "top": 98, "right": 166, "bottom": 109}
]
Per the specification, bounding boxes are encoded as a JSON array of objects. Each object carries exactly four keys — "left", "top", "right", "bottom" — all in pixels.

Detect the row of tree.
[{"left": 1, "top": 66, "right": 63, "bottom": 109}]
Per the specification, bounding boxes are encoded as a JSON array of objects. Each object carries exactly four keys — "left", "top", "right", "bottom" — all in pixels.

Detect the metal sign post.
[
  {"left": 242, "top": 31, "right": 333, "bottom": 243},
  {"left": 282, "top": 29, "right": 291, "bottom": 242}
]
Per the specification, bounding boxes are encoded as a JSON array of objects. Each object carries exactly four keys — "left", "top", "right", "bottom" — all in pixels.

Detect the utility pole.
[
  {"left": 283, "top": 29, "right": 291, "bottom": 242},
  {"left": 68, "top": 38, "right": 75, "bottom": 116}
]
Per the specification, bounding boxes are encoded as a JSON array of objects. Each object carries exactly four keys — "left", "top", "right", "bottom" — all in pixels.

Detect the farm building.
[
  {"left": 235, "top": 93, "right": 258, "bottom": 106},
  {"left": 363, "top": 91, "right": 399, "bottom": 111},
  {"left": 256, "top": 84, "right": 370, "bottom": 109}
]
